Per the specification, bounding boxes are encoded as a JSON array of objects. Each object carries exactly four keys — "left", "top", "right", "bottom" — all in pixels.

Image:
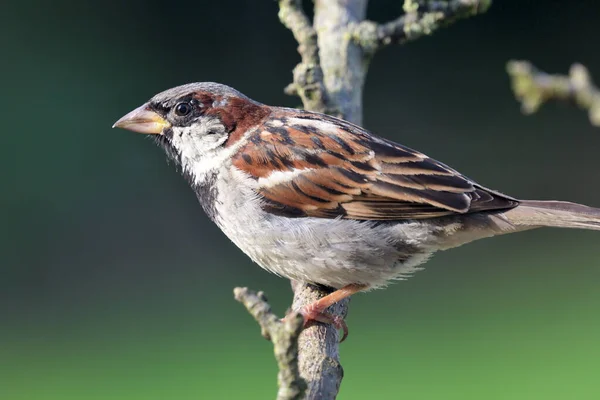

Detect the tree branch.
[
  {"left": 313, "top": 0, "right": 369, "bottom": 125},
  {"left": 291, "top": 282, "right": 348, "bottom": 399},
  {"left": 278, "top": 0, "right": 337, "bottom": 116},
  {"left": 352, "top": 0, "right": 492, "bottom": 54},
  {"left": 507, "top": 60, "right": 600, "bottom": 126},
  {"left": 234, "top": 287, "right": 307, "bottom": 400}
]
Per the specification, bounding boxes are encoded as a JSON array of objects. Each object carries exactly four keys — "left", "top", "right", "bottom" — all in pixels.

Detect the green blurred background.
[{"left": 3, "top": 0, "right": 600, "bottom": 399}]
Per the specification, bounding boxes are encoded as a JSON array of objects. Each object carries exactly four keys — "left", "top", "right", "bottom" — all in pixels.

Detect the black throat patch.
[
  {"left": 192, "top": 172, "right": 219, "bottom": 222},
  {"left": 151, "top": 134, "right": 219, "bottom": 222}
]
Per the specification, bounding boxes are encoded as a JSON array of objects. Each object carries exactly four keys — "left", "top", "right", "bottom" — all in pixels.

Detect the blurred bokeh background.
[{"left": 2, "top": 0, "right": 600, "bottom": 399}]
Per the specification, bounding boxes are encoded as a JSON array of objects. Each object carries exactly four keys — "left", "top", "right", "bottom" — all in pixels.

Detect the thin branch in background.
[
  {"left": 234, "top": 287, "right": 307, "bottom": 400},
  {"left": 507, "top": 60, "right": 600, "bottom": 126},
  {"left": 352, "top": 0, "right": 492, "bottom": 54}
]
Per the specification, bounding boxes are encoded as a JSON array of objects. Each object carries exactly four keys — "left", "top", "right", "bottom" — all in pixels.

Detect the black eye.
[{"left": 174, "top": 102, "right": 192, "bottom": 116}]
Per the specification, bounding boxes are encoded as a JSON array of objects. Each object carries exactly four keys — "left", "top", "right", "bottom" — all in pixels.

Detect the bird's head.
[{"left": 113, "top": 82, "right": 270, "bottom": 177}]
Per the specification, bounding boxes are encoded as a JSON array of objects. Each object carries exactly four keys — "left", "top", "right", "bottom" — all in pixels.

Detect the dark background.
[{"left": 3, "top": 1, "right": 600, "bottom": 399}]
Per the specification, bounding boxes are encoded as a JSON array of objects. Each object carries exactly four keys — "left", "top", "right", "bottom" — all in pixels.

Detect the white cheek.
[
  {"left": 181, "top": 131, "right": 228, "bottom": 158},
  {"left": 170, "top": 119, "right": 226, "bottom": 161},
  {"left": 169, "top": 118, "right": 256, "bottom": 186}
]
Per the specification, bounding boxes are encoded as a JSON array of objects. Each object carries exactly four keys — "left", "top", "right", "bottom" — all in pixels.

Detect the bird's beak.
[{"left": 112, "top": 104, "right": 170, "bottom": 134}]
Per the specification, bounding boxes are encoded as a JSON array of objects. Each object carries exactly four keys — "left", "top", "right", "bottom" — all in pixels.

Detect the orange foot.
[{"left": 286, "top": 283, "right": 368, "bottom": 342}]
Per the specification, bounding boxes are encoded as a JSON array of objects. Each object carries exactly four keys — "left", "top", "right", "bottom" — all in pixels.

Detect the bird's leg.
[{"left": 290, "top": 283, "right": 368, "bottom": 342}]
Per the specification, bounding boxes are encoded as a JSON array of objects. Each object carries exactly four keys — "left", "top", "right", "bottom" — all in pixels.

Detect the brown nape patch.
[
  {"left": 193, "top": 91, "right": 216, "bottom": 108},
  {"left": 200, "top": 95, "right": 270, "bottom": 146}
]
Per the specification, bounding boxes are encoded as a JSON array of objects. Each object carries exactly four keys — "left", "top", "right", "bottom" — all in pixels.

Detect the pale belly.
[
  {"left": 215, "top": 195, "right": 440, "bottom": 288},
  {"left": 205, "top": 168, "right": 510, "bottom": 289}
]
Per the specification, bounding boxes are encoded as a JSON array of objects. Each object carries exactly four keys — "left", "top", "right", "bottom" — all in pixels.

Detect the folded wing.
[{"left": 232, "top": 110, "right": 518, "bottom": 220}]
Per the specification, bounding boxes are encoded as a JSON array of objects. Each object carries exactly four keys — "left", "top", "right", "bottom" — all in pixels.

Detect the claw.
[
  {"left": 294, "top": 305, "right": 349, "bottom": 342},
  {"left": 282, "top": 283, "right": 367, "bottom": 342}
]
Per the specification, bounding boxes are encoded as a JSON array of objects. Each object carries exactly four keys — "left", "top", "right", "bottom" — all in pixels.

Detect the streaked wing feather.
[{"left": 232, "top": 109, "right": 519, "bottom": 220}]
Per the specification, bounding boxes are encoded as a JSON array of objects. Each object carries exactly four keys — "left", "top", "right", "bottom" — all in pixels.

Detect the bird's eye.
[{"left": 174, "top": 102, "right": 192, "bottom": 116}]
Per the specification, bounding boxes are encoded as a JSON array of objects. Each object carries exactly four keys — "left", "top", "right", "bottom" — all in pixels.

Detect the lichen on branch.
[
  {"left": 234, "top": 287, "right": 307, "bottom": 400},
  {"left": 507, "top": 61, "right": 600, "bottom": 126},
  {"left": 352, "top": 0, "right": 492, "bottom": 54},
  {"left": 277, "top": 0, "right": 336, "bottom": 116}
]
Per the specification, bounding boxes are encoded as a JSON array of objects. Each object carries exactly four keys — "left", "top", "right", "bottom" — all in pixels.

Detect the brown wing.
[{"left": 232, "top": 109, "right": 518, "bottom": 220}]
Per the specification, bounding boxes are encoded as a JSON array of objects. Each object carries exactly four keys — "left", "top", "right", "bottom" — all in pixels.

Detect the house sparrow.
[{"left": 114, "top": 82, "right": 600, "bottom": 340}]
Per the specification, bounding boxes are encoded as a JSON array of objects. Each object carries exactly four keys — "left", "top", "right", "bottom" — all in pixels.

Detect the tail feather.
[{"left": 503, "top": 200, "right": 600, "bottom": 231}]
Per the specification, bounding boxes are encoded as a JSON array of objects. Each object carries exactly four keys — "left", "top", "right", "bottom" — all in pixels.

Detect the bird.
[{"left": 114, "top": 82, "right": 600, "bottom": 340}]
